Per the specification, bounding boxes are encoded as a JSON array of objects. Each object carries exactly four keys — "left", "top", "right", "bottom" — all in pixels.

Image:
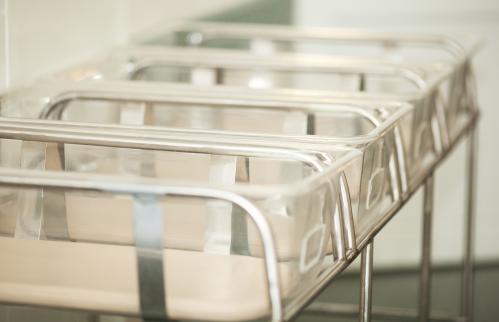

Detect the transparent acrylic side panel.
[
  {"left": 397, "top": 99, "right": 439, "bottom": 190},
  {"left": 279, "top": 173, "right": 343, "bottom": 310},
  {"left": 0, "top": 138, "right": 334, "bottom": 259},
  {"left": 349, "top": 128, "right": 400, "bottom": 242},
  {"left": 171, "top": 32, "right": 458, "bottom": 63},
  {"left": 40, "top": 99, "right": 377, "bottom": 138},
  {"left": 131, "top": 65, "right": 421, "bottom": 95},
  {"left": 437, "top": 62, "right": 478, "bottom": 144}
]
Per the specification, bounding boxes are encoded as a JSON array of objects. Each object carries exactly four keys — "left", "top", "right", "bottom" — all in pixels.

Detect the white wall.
[
  {"left": 294, "top": 0, "right": 499, "bottom": 267},
  {"left": 0, "top": 0, "right": 250, "bottom": 88}
]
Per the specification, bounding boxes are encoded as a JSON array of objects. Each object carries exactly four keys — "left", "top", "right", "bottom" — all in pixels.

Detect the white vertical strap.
[
  {"left": 190, "top": 66, "right": 241, "bottom": 255},
  {"left": 268, "top": 111, "right": 309, "bottom": 217},
  {"left": 248, "top": 39, "right": 275, "bottom": 89},
  {"left": 120, "top": 102, "right": 146, "bottom": 125},
  {"left": 204, "top": 155, "right": 237, "bottom": 254},
  {"left": 250, "top": 38, "right": 275, "bottom": 56},
  {"left": 283, "top": 111, "right": 308, "bottom": 135},
  {"left": 189, "top": 68, "right": 220, "bottom": 129},
  {"left": 191, "top": 67, "right": 216, "bottom": 85}
]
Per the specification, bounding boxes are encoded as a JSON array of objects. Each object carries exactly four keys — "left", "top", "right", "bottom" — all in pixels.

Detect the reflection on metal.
[{"left": 359, "top": 241, "right": 374, "bottom": 322}]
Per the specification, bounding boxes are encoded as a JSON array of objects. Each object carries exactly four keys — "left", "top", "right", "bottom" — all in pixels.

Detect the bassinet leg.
[
  {"left": 462, "top": 126, "right": 478, "bottom": 322},
  {"left": 359, "top": 241, "right": 374, "bottom": 322},
  {"left": 419, "top": 174, "right": 434, "bottom": 322}
]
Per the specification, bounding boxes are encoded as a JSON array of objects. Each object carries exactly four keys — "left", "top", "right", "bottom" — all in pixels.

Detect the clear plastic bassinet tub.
[
  {"left": 150, "top": 21, "right": 480, "bottom": 64},
  {"left": 0, "top": 80, "right": 412, "bottom": 248},
  {"left": 51, "top": 44, "right": 478, "bottom": 190},
  {"left": 0, "top": 116, "right": 362, "bottom": 321},
  {"left": 160, "top": 21, "right": 481, "bottom": 142}
]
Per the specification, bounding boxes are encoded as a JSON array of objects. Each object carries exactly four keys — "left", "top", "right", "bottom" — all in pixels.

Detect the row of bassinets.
[{"left": 0, "top": 22, "right": 480, "bottom": 322}]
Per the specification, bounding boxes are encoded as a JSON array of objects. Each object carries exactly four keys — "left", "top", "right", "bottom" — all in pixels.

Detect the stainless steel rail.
[
  {"left": 27, "top": 82, "right": 410, "bottom": 258},
  {"left": 167, "top": 22, "right": 481, "bottom": 61},
  {"left": 123, "top": 46, "right": 430, "bottom": 90},
  {"left": 0, "top": 167, "right": 284, "bottom": 321}
]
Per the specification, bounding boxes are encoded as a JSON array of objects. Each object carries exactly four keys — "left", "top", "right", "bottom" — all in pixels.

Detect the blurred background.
[{"left": 0, "top": 0, "right": 497, "bottom": 321}]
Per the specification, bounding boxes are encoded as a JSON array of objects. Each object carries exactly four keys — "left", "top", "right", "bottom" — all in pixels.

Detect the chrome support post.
[
  {"left": 359, "top": 241, "right": 374, "bottom": 322},
  {"left": 461, "top": 127, "right": 478, "bottom": 322},
  {"left": 419, "top": 174, "right": 434, "bottom": 322}
]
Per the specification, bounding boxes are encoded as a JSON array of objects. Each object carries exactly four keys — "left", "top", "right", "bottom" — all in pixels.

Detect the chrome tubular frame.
[
  {"left": 3, "top": 116, "right": 348, "bottom": 255},
  {"left": 122, "top": 46, "right": 429, "bottom": 90},
  {"left": 0, "top": 117, "right": 372, "bottom": 321},
  {"left": 31, "top": 82, "right": 410, "bottom": 256},
  {"left": 0, "top": 166, "right": 284, "bottom": 321},
  {"left": 0, "top": 23, "right": 481, "bottom": 322},
  {"left": 168, "top": 22, "right": 480, "bottom": 60},
  {"left": 109, "top": 47, "right": 456, "bottom": 202}
]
